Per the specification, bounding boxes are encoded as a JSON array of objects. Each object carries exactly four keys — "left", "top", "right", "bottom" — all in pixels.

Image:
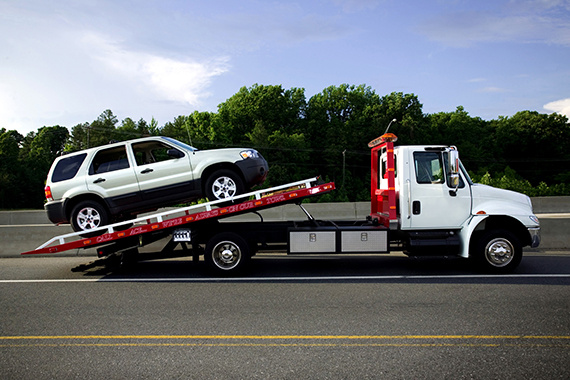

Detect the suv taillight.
[{"left": 45, "top": 186, "right": 53, "bottom": 201}]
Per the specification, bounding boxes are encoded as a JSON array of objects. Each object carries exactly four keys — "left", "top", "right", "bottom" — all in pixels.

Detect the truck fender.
[{"left": 458, "top": 214, "right": 488, "bottom": 258}]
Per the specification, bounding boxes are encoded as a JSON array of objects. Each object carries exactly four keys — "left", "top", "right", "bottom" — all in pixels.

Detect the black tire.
[
  {"left": 205, "top": 169, "right": 245, "bottom": 202},
  {"left": 204, "top": 232, "right": 250, "bottom": 276},
  {"left": 114, "top": 214, "right": 135, "bottom": 231},
  {"left": 70, "top": 200, "right": 109, "bottom": 236},
  {"left": 472, "top": 229, "right": 522, "bottom": 273}
]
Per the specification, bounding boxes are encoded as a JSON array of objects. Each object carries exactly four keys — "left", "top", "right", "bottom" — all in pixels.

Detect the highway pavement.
[{"left": 1, "top": 251, "right": 569, "bottom": 379}]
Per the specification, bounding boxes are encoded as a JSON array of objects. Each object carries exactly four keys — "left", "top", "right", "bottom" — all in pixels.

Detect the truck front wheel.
[
  {"left": 472, "top": 229, "right": 522, "bottom": 273},
  {"left": 205, "top": 233, "right": 250, "bottom": 276}
]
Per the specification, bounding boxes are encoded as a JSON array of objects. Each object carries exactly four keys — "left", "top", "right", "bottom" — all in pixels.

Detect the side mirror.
[
  {"left": 448, "top": 148, "right": 460, "bottom": 191},
  {"left": 167, "top": 149, "right": 184, "bottom": 159}
]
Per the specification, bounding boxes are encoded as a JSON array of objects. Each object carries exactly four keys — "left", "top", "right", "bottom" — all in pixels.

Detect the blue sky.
[{"left": 1, "top": 0, "right": 569, "bottom": 135}]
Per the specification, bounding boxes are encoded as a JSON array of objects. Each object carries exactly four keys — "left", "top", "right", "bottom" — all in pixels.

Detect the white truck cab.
[{"left": 371, "top": 133, "right": 540, "bottom": 272}]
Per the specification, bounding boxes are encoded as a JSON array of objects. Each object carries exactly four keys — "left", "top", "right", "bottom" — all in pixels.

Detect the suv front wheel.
[
  {"left": 70, "top": 200, "right": 109, "bottom": 235},
  {"left": 205, "top": 169, "right": 245, "bottom": 201}
]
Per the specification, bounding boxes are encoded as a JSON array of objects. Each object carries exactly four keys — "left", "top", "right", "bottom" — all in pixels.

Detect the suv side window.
[
  {"left": 89, "top": 146, "right": 130, "bottom": 175},
  {"left": 52, "top": 153, "right": 87, "bottom": 182},
  {"left": 132, "top": 141, "right": 184, "bottom": 166}
]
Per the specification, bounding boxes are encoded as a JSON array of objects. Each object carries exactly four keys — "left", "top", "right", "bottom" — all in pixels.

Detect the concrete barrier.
[{"left": 1, "top": 197, "right": 568, "bottom": 257}]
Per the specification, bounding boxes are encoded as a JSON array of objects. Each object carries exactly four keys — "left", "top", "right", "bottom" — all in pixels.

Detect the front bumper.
[
  {"left": 528, "top": 227, "right": 541, "bottom": 248},
  {"left": 236, "top": 157, "right": 269, "bottom": 187}
]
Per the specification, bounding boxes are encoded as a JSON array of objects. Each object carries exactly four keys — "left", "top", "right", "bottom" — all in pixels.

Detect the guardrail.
[{"left": 1, "top": 198, "right": 569, "bottom": 257}]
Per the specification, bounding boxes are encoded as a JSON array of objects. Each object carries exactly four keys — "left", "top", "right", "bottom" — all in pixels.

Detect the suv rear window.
[{"left": 51, "top": 153, "right": 87, "bottom": 183}]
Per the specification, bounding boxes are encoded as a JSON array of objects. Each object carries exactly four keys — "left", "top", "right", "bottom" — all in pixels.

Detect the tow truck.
[{"left": 23, "top": 132, "right": 541, "bottom": 274}]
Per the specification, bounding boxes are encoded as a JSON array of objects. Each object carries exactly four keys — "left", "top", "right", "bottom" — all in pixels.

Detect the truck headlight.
[{"left": 240, "top": 150, "right": 259, "bottom": 159}]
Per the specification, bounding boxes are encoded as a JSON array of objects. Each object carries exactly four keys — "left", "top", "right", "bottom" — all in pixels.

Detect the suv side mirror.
[{"left": 167, "top": 149, "right": 184, "bottom": 159}]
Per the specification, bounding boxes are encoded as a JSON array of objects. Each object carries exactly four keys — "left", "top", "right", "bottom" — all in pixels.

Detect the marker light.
[
  {"left": 240, "top": 150, "right": 259, "bottom": 159},
  {"left": 44, "top": 186, "right": 53, "bottom": 201},
  {"left": 368, "top": 133, "right": 398, "bottom": 148}
]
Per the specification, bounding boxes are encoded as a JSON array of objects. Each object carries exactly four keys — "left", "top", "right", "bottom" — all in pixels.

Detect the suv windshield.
[{"left": 163, "top": 137, "right": 197, "bottom": 152}]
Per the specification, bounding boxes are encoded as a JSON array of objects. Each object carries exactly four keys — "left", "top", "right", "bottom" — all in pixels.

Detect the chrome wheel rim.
[
  {"left": 212, "top": 241, "right": 241, "bottom": 270},
  {"left": 212, "top": 176, "right": 237, "bottom": 199},
  {"left": 484, "top": 238, "right": 514, "bottom": 267},
  {"left": 76, "top": 207, "right": 101, "bottom": 230}
]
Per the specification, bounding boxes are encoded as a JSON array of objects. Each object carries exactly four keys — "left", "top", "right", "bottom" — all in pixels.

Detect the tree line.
[{"left": 1, "top": 84, "right": 569, "bottom": 209}]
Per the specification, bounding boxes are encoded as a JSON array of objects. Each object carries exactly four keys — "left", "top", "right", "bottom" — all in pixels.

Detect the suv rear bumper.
[{"left": 45, "top": 201, "right": 68, "bottom": 224}]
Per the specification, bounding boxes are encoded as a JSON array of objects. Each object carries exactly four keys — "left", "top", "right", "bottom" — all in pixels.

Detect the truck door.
[{"left": 407, "top": 149, "right": 471, "bottom": 229}]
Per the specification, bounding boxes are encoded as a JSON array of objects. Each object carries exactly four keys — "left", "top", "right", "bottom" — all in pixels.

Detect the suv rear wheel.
[{"left": 70, "top": 200, "right": 109, "bottom": 235}]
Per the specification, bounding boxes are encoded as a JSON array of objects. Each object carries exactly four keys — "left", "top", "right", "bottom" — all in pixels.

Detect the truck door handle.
[
  {"left": 93, "top": 178, "right": 106, "bottom": 184},
  {"left": 412, "top": 201, "right": 421, "bottom": 215},
  {"left": 141, "top": 168, "right": 154, "bottom": 174}
]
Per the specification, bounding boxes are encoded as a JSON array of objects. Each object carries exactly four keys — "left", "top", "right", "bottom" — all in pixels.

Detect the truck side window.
[
  {"left": 89, "top": 146, "right": 130, "bottom": 175},
  {"left": 379, "top": 147, "right": 397, "bottom": 185},
  {"left": 414, "top": 152, "right": 444, "bottom": 184}
]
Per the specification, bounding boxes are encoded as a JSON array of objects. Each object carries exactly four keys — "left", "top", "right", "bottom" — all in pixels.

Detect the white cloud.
[
  {"left": 544, "top": 98, "right": 570, "bottom": 117},
  {"left": 478, "top": 87, "right": 509, "bottom": 93},
  {"left": 83, "top": 33, "right": 230, "bottom": 107}
]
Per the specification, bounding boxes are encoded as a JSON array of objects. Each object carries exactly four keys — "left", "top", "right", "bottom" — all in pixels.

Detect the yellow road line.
[{"left": 1, "top": 343, "right": 568, "bottom": 348}]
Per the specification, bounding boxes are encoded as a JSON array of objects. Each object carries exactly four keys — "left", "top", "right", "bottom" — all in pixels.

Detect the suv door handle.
[
  {"left": 141, "top": 168, "right": 154, "bottom": 174},
  {"left": 93, "top": 178, "right": 106, "bottom": 184}
]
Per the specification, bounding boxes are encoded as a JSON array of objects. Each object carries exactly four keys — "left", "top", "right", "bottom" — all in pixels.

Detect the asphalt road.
[{"left": 1, "top": 252, "right": 569, "bottom": 379}]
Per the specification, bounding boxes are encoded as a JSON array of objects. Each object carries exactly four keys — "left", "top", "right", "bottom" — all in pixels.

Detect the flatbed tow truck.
[{"left": 23, "top": 132, "right": 541, "bottom": 275}]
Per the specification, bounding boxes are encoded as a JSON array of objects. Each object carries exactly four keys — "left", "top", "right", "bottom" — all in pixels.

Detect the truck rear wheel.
[
  {"left": 473, "top": 229, "right": 522, "bottom": 273},
  {"left": 205, "top": 232, "right": 250, "bottom": 276}
]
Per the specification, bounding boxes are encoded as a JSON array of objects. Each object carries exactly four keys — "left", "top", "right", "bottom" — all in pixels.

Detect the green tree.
[
  {"left": 425, "top": 107, "right": 494, "bottom": 174},
  {"left": 491, "top": 111, "right": 570, "bottom": 185},
  {"left": 22, "top": 126, "right": 70, "bottom": 207},
  {"left": 162, "top": 112, "right": 230, "bottom": 149},
  {"left": 0, "top": 129, "right": 24, "bottom": 208},
  {"left": 363, "top": 92, "right": 426, "bottom": 145},
  {"left": 306, "top": 85, "right": 412, "bottom": 201},
  {"left": 217, "top": 84, "right": 309, "bottom": 186},
  {"left": 68, "top": 110, "right": 119, "bottom": 151}
]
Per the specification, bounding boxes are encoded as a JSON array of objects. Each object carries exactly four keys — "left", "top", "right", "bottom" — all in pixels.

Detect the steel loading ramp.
[{"left": 22, "top": 178, "right": 334, "bottom": 256}]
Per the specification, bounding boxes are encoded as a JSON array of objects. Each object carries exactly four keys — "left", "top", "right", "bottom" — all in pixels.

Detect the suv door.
[
  {"left": 130, "top": 140, "right": 195, "bottom": 203},
  {"left": 87, "top": 145, "right": 141, "bottom": 211}
]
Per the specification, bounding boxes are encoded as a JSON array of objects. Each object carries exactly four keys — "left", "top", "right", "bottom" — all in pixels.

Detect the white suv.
[{"left": 44, "top": 136, "right": 268, "bottom": 233}]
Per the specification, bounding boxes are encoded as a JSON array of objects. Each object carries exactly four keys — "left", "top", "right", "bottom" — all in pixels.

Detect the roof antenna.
[
  {"left": 184, "top": 119, "right": 194, "bottom": 148},
  {"left": 384, "top": 118, "right": 397, "bottom": 135}
]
